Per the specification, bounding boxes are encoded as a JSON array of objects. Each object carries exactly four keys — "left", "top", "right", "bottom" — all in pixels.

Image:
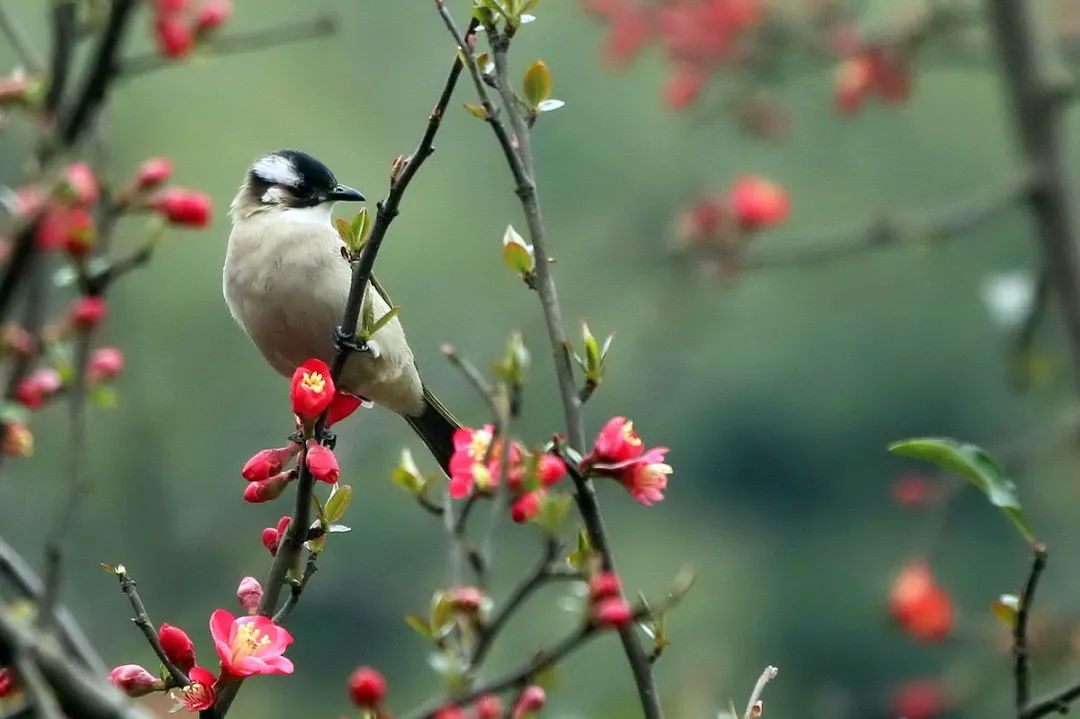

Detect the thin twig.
[
  {"left": 0, "top": 1, "right": 44, "bottom": 72},
  {"left": 1014, "top": 544, "right": 1048, "bottom": 714},
  {"left": 272, "top": 552, "right": 319, "bottom": 624},
  {"left": 44, "top": 1, "right": 77, "bottom": 117},
  {"left": 120, "top": 14, "right": 338, "bottom": 77},
  {"left": 13, "top": 652, "right": 64, "bottom": 719},
  {"left": 1022, "top": 680, "right": 1080, "bottom": 719},
  {"left": 113, "top": 566, "right": 190, "bottom": 688},
  {"left": 743, "top": 666, "right": 779, "bottom": 719}
]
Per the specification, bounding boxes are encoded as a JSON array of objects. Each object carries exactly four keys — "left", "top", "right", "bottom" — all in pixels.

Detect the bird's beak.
[{"left": 324, "top": 184, "right": 366, "bottom": 202}]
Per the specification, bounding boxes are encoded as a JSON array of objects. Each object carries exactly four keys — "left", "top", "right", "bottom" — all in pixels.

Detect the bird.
[{"left": 223, "top": 149, "right": 458, "bottom": 471}]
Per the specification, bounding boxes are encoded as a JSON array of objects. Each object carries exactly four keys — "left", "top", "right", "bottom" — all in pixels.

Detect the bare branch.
[
  {"left": 744, "top": 666, "right": 779, "bottom": 719},
  {"left": 1015, "top": 544, "right": 1048, "bottom": 714},
  {"left": 113, "top": 566, "right": 190, "bottom": 688}
]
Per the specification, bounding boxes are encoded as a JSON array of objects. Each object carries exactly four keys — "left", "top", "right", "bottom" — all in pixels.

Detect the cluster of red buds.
[
  {"left": 108, "top": 577, "right": 291, "bottom": 713},
  {"left": 447, "top": 425, "right": 569, "bottom": 524},
  {"left": 152, "top": 0, "right": 233, "bottom": 59},
  {"left": 588, "top": 571, "right": 633, "bottom": 628},
  {"left": 889, "top": 559, "right": 954, "bottom": 642}
]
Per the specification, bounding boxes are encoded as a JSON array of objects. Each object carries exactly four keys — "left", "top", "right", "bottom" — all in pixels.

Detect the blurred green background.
[{"left": 3, "top": 1, "right": 1080, "bottom": 717}]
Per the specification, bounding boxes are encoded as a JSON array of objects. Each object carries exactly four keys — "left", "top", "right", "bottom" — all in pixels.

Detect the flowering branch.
[
  {"left": 435, "top": 5, "right": 664, "bottom": 716},
  {"left": 119, "top": 14, "right": 338, "bottom": 78},
  {"left": 112, "top": 565, "right": 191, "bottom": 689}
]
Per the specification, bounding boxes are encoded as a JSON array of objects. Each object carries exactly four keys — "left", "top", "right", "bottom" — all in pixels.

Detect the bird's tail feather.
[{"left": 404, "top": 388, "right": 460, "bottom": 475}]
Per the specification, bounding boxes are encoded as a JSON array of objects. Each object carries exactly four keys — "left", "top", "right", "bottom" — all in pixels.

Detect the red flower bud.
[
  {"left": 158, "top": 624, "right": 196, "bottom": 673},
  {"left": 262, "top": 516, "right": 291, "bottom": 555},
  {"left": 305, "top": 440, "right": 340, "bottom": 484},
  {"left": 108, "top": 664, "right": 160, "bottom": 697},
  {"left": 243, "top": 472, "right": 292, "bottom": 503},
  {"left": 0, "top": 667, "right": 17, "bottom": 698},
  {"left": 3, "top": 324, "right": 36, "bottom": 357},
  {"left": 475, "top": 694, "right": 503, "bottom": 719},
  {"left": 589, "top": 571, "right": 622, "bottom": 602},
  {"left": 154, "top": 16, "right": 195, "bottom": 59},
  {"left": 195, "top": 0, "right": 232, "bottom": 33},
  {"left": 36, "top": 206, "right": 95, "bottom": 253},
  {"left": 63, "top": 163, "right": 99, "bottom": 207},
  {"left": 87, "top": 347, "right": 125, "bottom": 383},
  {"left": 434, "top": 707, "right": 465, "bottom": 719},
  {"left": 889, "top": 560, "right": 954, "bottom": 642},
  {"left": 448, "top": 586, "right": 485, "bottom": 613},
  {"left": 593, "top": 597, "right": 633, "bottom": 628},
  {"left": 155, "top": 0, "right": 189, "bottom": 13},
  {"left": 15, "top": 368, "right": 62, "bottom": 410},
  {"left": 730, "top": 175, "right": 790, "bottom": 231},
  {"left": 290, "top": 359, "right": 335, "bottom": 421},
  {"left": 510, "top": 490, "right": 543, "bottom": 524},
  {"left": 70, "top": 296, "right": 108, "bottom": 330},
  {"left": 348, "top": 666, "right": 387, "bottom": 708},
  {"left": 512, "top": 685, "right": 546, "bottom": 718},
  {"left": 241, "top": 443, "right": 301, "bottom": 482},
  {"left": 538, "top": 453, "right": 567, "bottom": 486},
  {"left": 152, "top": 188, "right": 212, "bottom": 226},
  {"left": 134, "top": 158, "right": 173, "bottom": 191},
  {"left": 236, "top": 576, "right": 263, "bottom": 615}
]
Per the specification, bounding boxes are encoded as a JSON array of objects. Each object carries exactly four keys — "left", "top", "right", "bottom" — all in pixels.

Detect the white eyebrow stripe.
[{"left": 252, "top": 155, "right": 301, "bottom": 187}]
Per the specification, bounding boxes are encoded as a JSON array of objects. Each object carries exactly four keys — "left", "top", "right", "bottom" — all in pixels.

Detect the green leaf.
[
  {"left": 334, "top": 217, "right": 353, "bottom": 247},
  {"left": 89, "top": 385, "right": 118, "bottom": 409},
  {"left": 463, "top": 102, "right": 488, "bottom": 120},
  {"left": 405, "top": 614, "right": 433, "bottom": 641},
  {"left": 535, "top": 493, "right": 573, "bottom": 535},
  {"left": 523, "top": 60, "right": 552, "bottom": 108},
  {"left": 567, "top": 526, "right": 593, "bottom": 570},
  {"left": 502, "top": 224, "right": 535, "bottom": 275},
  {"left": 392, "top": 449, "right": 426, "bottom": 494},
  {"left": 888, "top": 437, "right": 1033, "bottom": 542},
  {"left": 324, "top": 484, "right": 352, "bottom": 523},
  {"left": 991, "top": 593, "right": 1019, "bottom": 627},
  {"left": 367, "top": 306, "right": 401, "bottom": 336}
]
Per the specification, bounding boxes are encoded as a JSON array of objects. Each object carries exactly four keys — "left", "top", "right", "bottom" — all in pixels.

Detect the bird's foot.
[
  {"left": 288, "top": 430, "right": 304, "bottom": 445},
  {"left": 319, "top": 430, "right": 337, "bottom": 451},
  {"left": 333, "top": 326, "right": 375, "bottom": 357}
]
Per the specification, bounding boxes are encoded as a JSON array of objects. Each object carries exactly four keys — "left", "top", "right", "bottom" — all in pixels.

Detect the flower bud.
[
  {"left": 347, "top": 666, "right": 387, "bottom": 708},
  {"left": 158, "top": 624, "right": 196, "bottom": 673},
  {"left": 475, "top": 694, "right": 503, "bottom": 719},
  {"left": 152, "top": 188, "right": 212, "bottom": 226},
  {"left": 538, "top": 453, "right": 567, "bottom": 487},
  {"left": 88, "top": 347, "right": 125, "bottom": 383},
  {"left": 154, "top": 16, "right": 195, "bottom": 59},
  {"left": 243, "top": 473, "right": 292, "bottom": 503},
  {"left": 510, "top": 490, "right": 543, "bottom": 524},
  {"left": 15, "top": 368, "right": 62, "bottom": 410},
  {"left": 236, "top": 576, "right": 263, "bottom": 615},
  {"left": 70, "top": 296, "right": 108, "bottom": 330},
  {"left": 134, "top": 158, "right": 173, "bottom": 191},
  {"left": 108, "top": 664, "right": 160, "bottom": 697},
  {"left": 434, "top": 707, "right": 465, "bottom": 719},
  {"left": 502, "top": 224, "right": 536, "bottom": 277},
  {"left": 241, "top": 443, "right": 301, "bottom": 482},
  {"left": 0, "top": 667, "right": 17, "bottom": 698},
  {"left": 512, "top": 685, "right": 546, "bottom": 718},
  {"left": 589, "top": 571, "right": 622, "bottom": 602},
  {"left": 305, "top": 440, "right": 340, "bottom": 484},
  {"left": 262, "top": 516, "right": 291, "bottom": 555},
  {"left": 448, "top": 586, "right": 485, "bottom": 613},
  {"left": 63, "top": 163, "right": 99, "bottom": 207},
  {"left": 730, "top": 175, "right": 790, "bottom": 231},
  {"left": 593, "top": 597, "right": 633, "bottom": 628},
  {"left": 195, "top": 0, "right": 232, "bottom": 33}
]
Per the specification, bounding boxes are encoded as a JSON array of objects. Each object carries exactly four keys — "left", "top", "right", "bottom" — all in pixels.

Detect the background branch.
[{"left": 0, "top": 1, "right": 44, "bottom": 72}]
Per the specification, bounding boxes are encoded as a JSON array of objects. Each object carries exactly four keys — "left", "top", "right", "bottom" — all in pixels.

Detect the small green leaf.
[
  {"left": 90, "top": 385, "right": 117, "bottom": 409},
  {"left": 324, "top": 484, "right": 352, "bottom": 523},
  {"left": 368, "top": 306, "right": 401, "bottom": 336},
  {"left": 502, "top": 224, "right": 535, "bottom": 276},
  {"left": 493, "top": 331, "right": 530, "bottom": 386},
  {"left": 991, "top": 593, "right": 1020, "bottom": 627},
  {"left": 392, "top": 449, "right": 426, "bottom": 494},
  {"left": 405, "top": 614, "right": 433, "bottom": 641},
  {"left": 535, "top": 493, "right": 573, "bottom": 535},
  {"left": 334, "top": 217, "right": 353, "bottom": 247},
  {"left": 567, "top": 526, "right": 593, "bottom": 570},
  {"left": 888, "top": 437, "right": 1034, "bottom": 542},
  {"left": 463, "top": 102, "right": 488, "bottom": 120},
  {"left": 523, "top": 60, "right": 552, "bottom": 108}
]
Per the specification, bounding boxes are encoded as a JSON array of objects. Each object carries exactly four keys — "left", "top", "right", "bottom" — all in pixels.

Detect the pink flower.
[
  {"left": 210, "top": 609, "right": 294, "bottom": 677},
  {"left": 448, "top": 586, "right": 485, "bottom": 613},
  {"left": 176, "top": 666, "right": 216, "bottom": 711},
  {"left": 730, "top": 175, "right": 789, "bottom": 231},
  {"left": 241, "top": 443, "right": 301, "bottom": 482},
  {"left": 152, "top": 188, "right": 212, "bottom": 226},
  {"left": 347, "top": 666, "right": 387, "bottom": 708},
  {"left": 70, "top": 296, "right": 108, "bottom": 330},
  {"left": 108, "top": 664, "right": 160, "bottom": 697},
  {"left": 88, "top": 347, "right": 125, "bottom": 383},
  {"left": 475, "top": 694, "right": 503, "bottom": 719},
  {"left": 134, "top": 158, "right": 173, "bottom": 191},
  {"left": 0, "top": 667, "right": 16, "bottom": 698},
  {"left": 236, "top": 576, "right": 263, "bottom": 615},
  {"left": 158, "top": 623, "right": 196, "bottom": 673},
  {"left": 589, "top": 571, "right": 622, "bottom": 601},
  {"left": 434, "top": 707, "right": 465, "bottom": 719},
  {"left": 36, "top": 206, "right": 95, "bottom": 253},
  {"left": 290, "top": 358, "right": 334, "bottom": 421},
  {"left": 243, "top": 472, "right": 292, "bottom": 503},
  {"left": 511, "top": 490, "right": 544, "bottom": 524},
  {"left": 512, "top": 685, "right": 546, "bottom": 719},
  {"left": 538, "top": 453, "right": 567, "bottom": 486},
  {"left": 195, "top": 0, "right": 232, "bottom": 33},
  {"left": 63, "top": 163, "right": 99, "bottom": 206},
  {"left": 261, "top": 516, "right": 291, "bottom": 556},
  {"left": 593, "top": 597, "right": 633, "bottom": 628},
  {"left": 618, "top": 447, "right": 671, "bottom": 506},
  {"left": 305, "top": 440, "right": 340, "bottom": 484},
  {"left": 589, "top": 416, "right": 644, "bottom": 465},
  {"left": 448, "top": 424, "right": 496, "bottom": 498},
  {"left": 15, "top": 368, "right": 62, "bottom": 410},
  {"left": 154, "top": 15, "right": 195, "bottom": 59}
]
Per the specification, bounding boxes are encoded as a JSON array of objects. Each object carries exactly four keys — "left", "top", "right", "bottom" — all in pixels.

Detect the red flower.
[
  {"left": 243, "top": 472, "right": 292, "bottom": 503},
  {"left": 70, "top": 296, "right": 108, "bottom": 330},
  {"left": 134, "top": 158, "right": 173, "bottom": 191},
  {"left": 538, "top": 453, "right": 567, "bottom": 486},
  {"left": 730, "top": 174, "right": 789, "bottom": 231},
  {"left": 15, "top": 368, "right": 62, "bottom": 410},
  {"left": 618, "top": 447, "right": 672, "bottom": 506},
  {"left": 599, "top": 2, "right": 652, "bottom": 67},
  {"left": 434, "top": 707, "right": 465, "bottom": 719},
  {"left": 152, "top": 188, "right": 212, "bottom": 226},
  {"left": 108, "top": 664, "right": 160, "bottom": 697},
  {"left": 88, "top": 347, "right": 125, "bottom": 383},
  {"left": 261, "top": 516, "right": 291, "bottom": 556},
  {"left": 512, "top": 685, "right": 546, "bottom": 719},
  {"left": 155, "top": 0, "right": 189, "bottom": 12},
  {"left": 63, "top": 163, "right": 99, "bottom": 207},
  {"left": 290, "top": 359, "right": 335, "bottom": 421},
  {"left": 889, "top": 678, "right": 947, "bottom": 719},
  {"left": 210, "top": 609, "right": 294, "bottom": 677},
  {"left": 241, "top": 443, "right": 301, "bottom": 482},
  {"left": 889, "top": 560, "right": 954, "bottom": 642},
  {"left": 195, "top": 0, "right": 232, "bottom": 33},
  {"left": 327, "top": 392, "right": 364, "bottom": 427},
  {"left": 448, "top": 424, "right": 496, "bottom": 498},
  {"left": 589, "top": 416, "right": 644, "bottom": 465},
  {"left": 835, "top": 48, "right": 912, "bottom": 116},
  {"left": 158, "top": 623, "right": 196, "bottom": 673},
  {"left": 0, "top": 667, "right": 16, "bottom": 698},
  {"left": 305, "top": 440, "right": 340, "bottom": 484},
  {"left": 511, "top": 490, "right": 544, "bottom": 524},
  {"left": 36, "top": 206, "right": 95, "bottom": 253},
  {"left": 593, "top": 597, "right": 633, "bottom": 628},
  {"left": 475, "top": 694, "right": 503, "bottom": 719},
  {"left": 176, "top": 666, "right": 216, "bottom": 712},
  {"left": 835, "top": 54, "right": 874, "bottom": 114},
  {"left": 236, "top": 576, "right": 263, "bottom": 615},
  {"left": 589, "top": 571, "right": 622, "bottom": 601},
  {"left": 348, "top": 666, "right": 387, "bottom": 708},
  {"left": 893, "top": 473, "right": 935, "bottom": 507},
  {"left": 154, "top": 15, "right": 195, "bottom": 59},
  {"left": 663, "top": 66, "right": 706, "bottom": 110}
]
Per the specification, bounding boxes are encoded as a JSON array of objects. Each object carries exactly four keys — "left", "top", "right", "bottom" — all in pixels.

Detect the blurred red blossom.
[
  {"left": 0, "top": 667, "right": 17, "bottom": 698},
  {"left": 475, "top": 694, "right": 503, "bottom": 719},
  {"left": 835, "top": 48, "right": 912, "bottom": 116},
  {"left": 892, "top": 473, "right": 936, "bottom": 507},
  {"left": 152, "top": 188, "right": 213, "bottom": 227},
  {"left": 512, "top": 685, "right": 547, "bottom": 718},
  {"left": 348, "top": 666, "right": 387, "bottom": 708},
  {"left": 70, "top": 296, "right": 108, "bottom": 330},
  {"left": 889, "top": 678, "right": 949, "bottom": 719},
  {"left": 88, "top": 347, "right": 125, "bottom": 383},
  {"left": 511, "top": 489, "right": 544, "bottom": 524},
  {"left": 63, "top": 163, "right": 99, "bottom": 207},
  {"left": 134, "top": 157, "right": 173, "bottom": 191},
  {"left": 890, "top": 559, "right": 954, "bottom": 642},
  {"left": 730, "top": 174, "right": 790, "bottom": 231},
  {"left": 2, "top": 422, "right": 33, "bottom": 457},
  {"left": 15, "top": 367, "right": 62, "bottom": 410}
]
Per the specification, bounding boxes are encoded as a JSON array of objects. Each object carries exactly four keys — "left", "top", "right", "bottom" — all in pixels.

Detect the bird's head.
[{"left": 230, "top": 149, "right": 365, "bottom": 221}]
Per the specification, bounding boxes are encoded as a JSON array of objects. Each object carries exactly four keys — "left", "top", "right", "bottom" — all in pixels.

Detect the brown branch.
[
  {"left": 271, "top": 552, "right": 318, "bottom": 624},
  {"left": 113, "top": 566, "right": 190, "bottom": 688},
  {"left": 119, "top": 14, "right": 338, "bottom": 77},
  {"left": 1015, "top": 544, "right": 1048, "bottom": 714},
  {"left": 743, "top": 173, "right": 1031, "bottom": 270},
  {"left": 44, "top": 1, "right": 77, "bottom": 117},
  {"left": 436, "top": 6, "right": 663, "bottom": 715}
]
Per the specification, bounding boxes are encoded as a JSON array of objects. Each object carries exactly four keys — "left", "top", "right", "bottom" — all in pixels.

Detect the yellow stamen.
[
  {"left": 231, "top": 621, "right": 272, "bottom": 663},
  {"left": 301, "top": 371, "right": 326, "bottom": 394}
]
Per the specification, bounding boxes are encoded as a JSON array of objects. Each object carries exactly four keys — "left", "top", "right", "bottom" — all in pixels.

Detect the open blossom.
[
  {"left": 176, "top": 666, "right": 216, "bottom": 712},
  {"left": 152, "top": 188, "right": 213, "bottom": 226},
  {"left": 210, "top": 609, "right": 294, "bottom": 677},
  {"left": 241, "top": 443, "right": 301, "bottom": 482},
  {"left": 290, "top": 358, "right": 335, "bottom": 421},
  {"left": 348, "top": 666, "right": 387, "bottom": 708},
  {"left": 588, "top": 417, "right": 673, "bottom": 505},
  {"left": 889, "top": 560, "right": 954, "bottom": 642},
  {"left": 88, "top": 347, "right": 125, "bottom": 383},
  {"left": 730, "top": 174, "right": 789, "bottom": 231},
  {"left": 36, "top": 206, "right": 95, "bottom": 253},
  {"left": 159, "top": 623, "right": 196, "bottom": 673},
  {"left": 618, "top": 447, "right": 672, "bottom": 506},
  {"left": 108, "top": 664, "right": 160, "bottom": 697},
  {"left": 589, "top": 416, "right": 643, "bottom": 464},
  {"left": 243, "top": 472, "right": 292, "bottom": 503},
  {"left": 305, "top": 440, "right": 340, "bottom": 484},
  {"left": 236, "top": 576, "right": 263, "bottom": 615},
  {"left": 512, "top": 685, "right": 546, "bottom": 719},
  {"left": 261, "top": 516, "right": 291, "bottom": 556},
  {"left": 448, "top": 424, "right": 496, "bottom": 498},
  {"left": 70, "top": 296, "right": 108, "bottom": 329}
]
